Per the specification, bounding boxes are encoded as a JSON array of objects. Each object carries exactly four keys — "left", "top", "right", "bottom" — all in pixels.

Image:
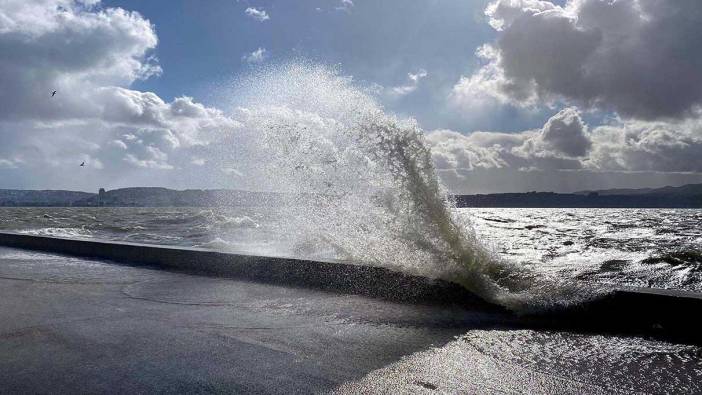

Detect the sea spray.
[{"left": 229, "top": 63, "right": 599, "bottom": 311}]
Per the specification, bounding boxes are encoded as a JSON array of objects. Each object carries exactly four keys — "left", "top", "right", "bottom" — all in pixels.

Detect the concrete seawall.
[
  {"left": 0, "top": 231, "right": 488, "bottom": 307},
  {"left": 1, "top": 231, "right": 701, "bottom": 344}
]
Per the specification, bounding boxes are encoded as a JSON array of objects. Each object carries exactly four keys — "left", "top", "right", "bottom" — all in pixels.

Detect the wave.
[
  {"left": 19, "top": 227, "right": 93, "bottom": 239},
  {"left": 642, "top": 250, "right": 702, "bottom": 269},
  {"left": 214, "top": 215, "right": 259, "bottom": 230},
  {"left": 227, "top": 62, "right": 599, "bottom": 311}
]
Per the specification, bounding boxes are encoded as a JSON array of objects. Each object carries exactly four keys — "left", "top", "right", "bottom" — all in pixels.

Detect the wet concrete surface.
[{"left": 1, "top": 246, "right": 701, "bottom": 394}]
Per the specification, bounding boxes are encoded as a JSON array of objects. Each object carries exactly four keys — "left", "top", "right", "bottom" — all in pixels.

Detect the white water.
[{"left": 226, "top": 63, "right": 600, "bottom": 311}]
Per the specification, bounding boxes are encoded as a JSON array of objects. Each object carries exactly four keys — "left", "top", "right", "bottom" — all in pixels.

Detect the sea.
[{"left": 1, "top": 206, "right": 700, "bottom": 296}]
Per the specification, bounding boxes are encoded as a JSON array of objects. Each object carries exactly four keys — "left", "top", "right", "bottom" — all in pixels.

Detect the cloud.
[
  {"left": 108, "top": 140, "right": 128, "bottom": 150},
  {"left": 530, "top": 107, "right": 591, "bottom": 158},
  {"left": 0, "top": 0, "right": 240, "bottom": 188},
  {"left": 428, "top": 107, "right": 591, "bottom": 173},
  {"left": 388, "top": 69, "right": 428, "bottom": 97},
  {"left": 428, "top": 106, "right": 702, "bottom": 177},
  {"left": 241, "top": 47, "right": 268, "bottom": 64},
  {"left": 587, "top": 118, "right": 702, "bottom": 173},
  {"left": 336, "top": 0, "right": 354, "bottom": 12},
  {"left": 0, "top": 0, "right": 160, "bottom": 122},
  {"left": 244, "top": 7, "right": 269, "bottom": 22},
  {"left": 455, "top": 0, "right": 702, "bottom": 120},
  {"left": 0, "top": 158, "right": 18, "bottom": 169},
  {"left": 124, "top": 150, "right": 173, "bottom": 170}
]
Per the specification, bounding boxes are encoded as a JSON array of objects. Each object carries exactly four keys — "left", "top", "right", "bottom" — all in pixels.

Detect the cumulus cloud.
[
  {"left": 528, "top": 107, "right": 591, "bottom": 158},
  {"left": 0, "top": 0, "right": 160, "bottom": 121},
  {"left": 241, "top": 47, "right": 268, "bottom": 64},
  {"left": 428, "top": 107, "right": 591, "bottom": 173},
  {"left": 0, "top": 0, "right": 239, "bottom": 188},
  {"left": 428, "top": 107, "right": 702, "bottom": 178},
  {"left": 455, "top": 0, "right": 702, "bottom": 120},
  {"left": 587, "top": 118, "right": 702, "bottom": 173},
  {"left": 244, "top": 7, "right": 269, "bottom": 22}
]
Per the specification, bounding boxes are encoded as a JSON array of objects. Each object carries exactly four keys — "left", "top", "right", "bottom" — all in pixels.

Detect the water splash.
[{"left": 229, "top": 62, "right": 599, "bottom": 311}]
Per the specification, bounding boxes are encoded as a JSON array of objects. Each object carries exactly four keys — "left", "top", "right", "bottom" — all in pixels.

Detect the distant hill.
[
  {"left": 0, "top": 187, "right": 283, "bottom": 207},
  {"left": 3, "top": 183, "right": 702, "bottom": 208},
  {"left": 456, "top": 183, "right": 702, "bottom": 208},
  {"left": 573, "top": 188, "right": 655, "bottom": 196},
  {"left": 575, "top": 183, "right": 702, "bottom": 196},
  {"left": 0, "top": 189, "right": 94, "bottom": 206},
  {"left": 74, "top": 187, "right": 283, "bottom": 207}
]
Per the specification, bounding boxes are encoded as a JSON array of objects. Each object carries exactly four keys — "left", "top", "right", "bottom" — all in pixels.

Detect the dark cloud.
[
  {"left": 538, "top": 107, "right": 591, "bottom": 157},
  {"left": 456, "top": 0, "right": 702, "bottom": 120}
]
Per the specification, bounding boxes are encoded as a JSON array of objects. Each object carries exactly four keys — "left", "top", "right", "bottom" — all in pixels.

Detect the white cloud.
[
  {"left": 388, "top": 69, "right": 428, "bottom": 97},
  {"left": 0, "top": 0, "right": 161, "bottom": 121},
  {"left": 124, "top": 153, "right": 173, "bottom": 170},
  {"left": 108, "top": 140, "right": 128, "bottom": 150},
  {"left": 336, "top": 0, "right": 354, "bottom": 12},
  {"left": 428, "top": 107, "right": 702, "bottom": 176},
  {"left": 244, "top": 7, "right": 269, "bottom": 22},
  {"left": 0, "top": 0, "right": 239, "bottom": 185},
  {"left": 0, "top": 158, "right": 18, "bottom": 169},
  {"left": 428, "top": 107, "right": 589, "bottom": 173},
  {"left": 455, "top": 0, "right": 702, "bottom": 120},
  {"left": 450, "top": 44, "right": 539, "bottom": 111},
  {"left": 241, "top": 47, "right": 268, "bottom": 64},
  {"left": 586, "top": 118, "right": 702, "bottom": 173}
]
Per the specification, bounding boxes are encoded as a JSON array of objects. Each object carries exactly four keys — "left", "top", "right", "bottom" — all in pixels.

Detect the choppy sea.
[{"left": 1, "top": 206, "right": 700, "bottom": 293}]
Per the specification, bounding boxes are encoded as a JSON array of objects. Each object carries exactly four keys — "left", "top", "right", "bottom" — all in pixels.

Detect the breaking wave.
[
  {"left": 19, "top": 227, "right": 93, "bottom": 239},
  {"left": 228, "top": 62, "right": 599, "bottom": 311}
]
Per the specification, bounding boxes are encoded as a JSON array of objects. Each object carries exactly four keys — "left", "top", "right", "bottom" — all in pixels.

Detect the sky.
[{"left": 2, "top": 0, "right": 702, "bottom": 193}]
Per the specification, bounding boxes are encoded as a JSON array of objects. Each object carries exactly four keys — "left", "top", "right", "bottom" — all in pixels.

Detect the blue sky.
[
  {"left": 2, "top": 0, "right": 702, "bottom": 193},
  {"left": 102, "top": 0, "right": 532, "bottom": 131}
]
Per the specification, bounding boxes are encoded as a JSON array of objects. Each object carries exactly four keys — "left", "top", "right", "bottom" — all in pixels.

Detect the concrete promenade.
[
  {"left": 0, "top": 245, "right": 561, "bottom": 393},
  {"left": 1, "top": 235, "right": 702, "bottom": 393}
]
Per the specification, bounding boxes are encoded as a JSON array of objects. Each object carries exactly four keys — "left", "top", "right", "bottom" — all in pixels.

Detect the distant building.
[{"left": 98, "top": 188, "right": 106, "bottom": 206}]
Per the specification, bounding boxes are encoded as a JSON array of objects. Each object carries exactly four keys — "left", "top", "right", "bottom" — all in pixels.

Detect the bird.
[
  {"left": 51, "top": 90, "right": 57, "bottom": 97},
  {"left": 80, "top": 161, "right": 85, "bottom": 167}
]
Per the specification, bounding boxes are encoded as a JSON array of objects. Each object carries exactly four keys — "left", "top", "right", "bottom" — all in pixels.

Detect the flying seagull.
[
  {"left": 51, "top": 90, "right": 57, "bottom": 97},
  {"left": 80, "top": 161, "right": 85, "bottom": 167}
]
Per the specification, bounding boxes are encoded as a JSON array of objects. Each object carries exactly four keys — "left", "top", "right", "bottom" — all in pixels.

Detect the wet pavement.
[{"left": 1, "top": 246, "right": 700, "bottom": 394}]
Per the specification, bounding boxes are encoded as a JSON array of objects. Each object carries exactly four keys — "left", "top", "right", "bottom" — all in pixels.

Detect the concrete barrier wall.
[
  {"left": 0, "top": 231, "right": 489, "bottom": 308},
  {"left": 1, "top": 231, "right": 701, "bottom": 343}
]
